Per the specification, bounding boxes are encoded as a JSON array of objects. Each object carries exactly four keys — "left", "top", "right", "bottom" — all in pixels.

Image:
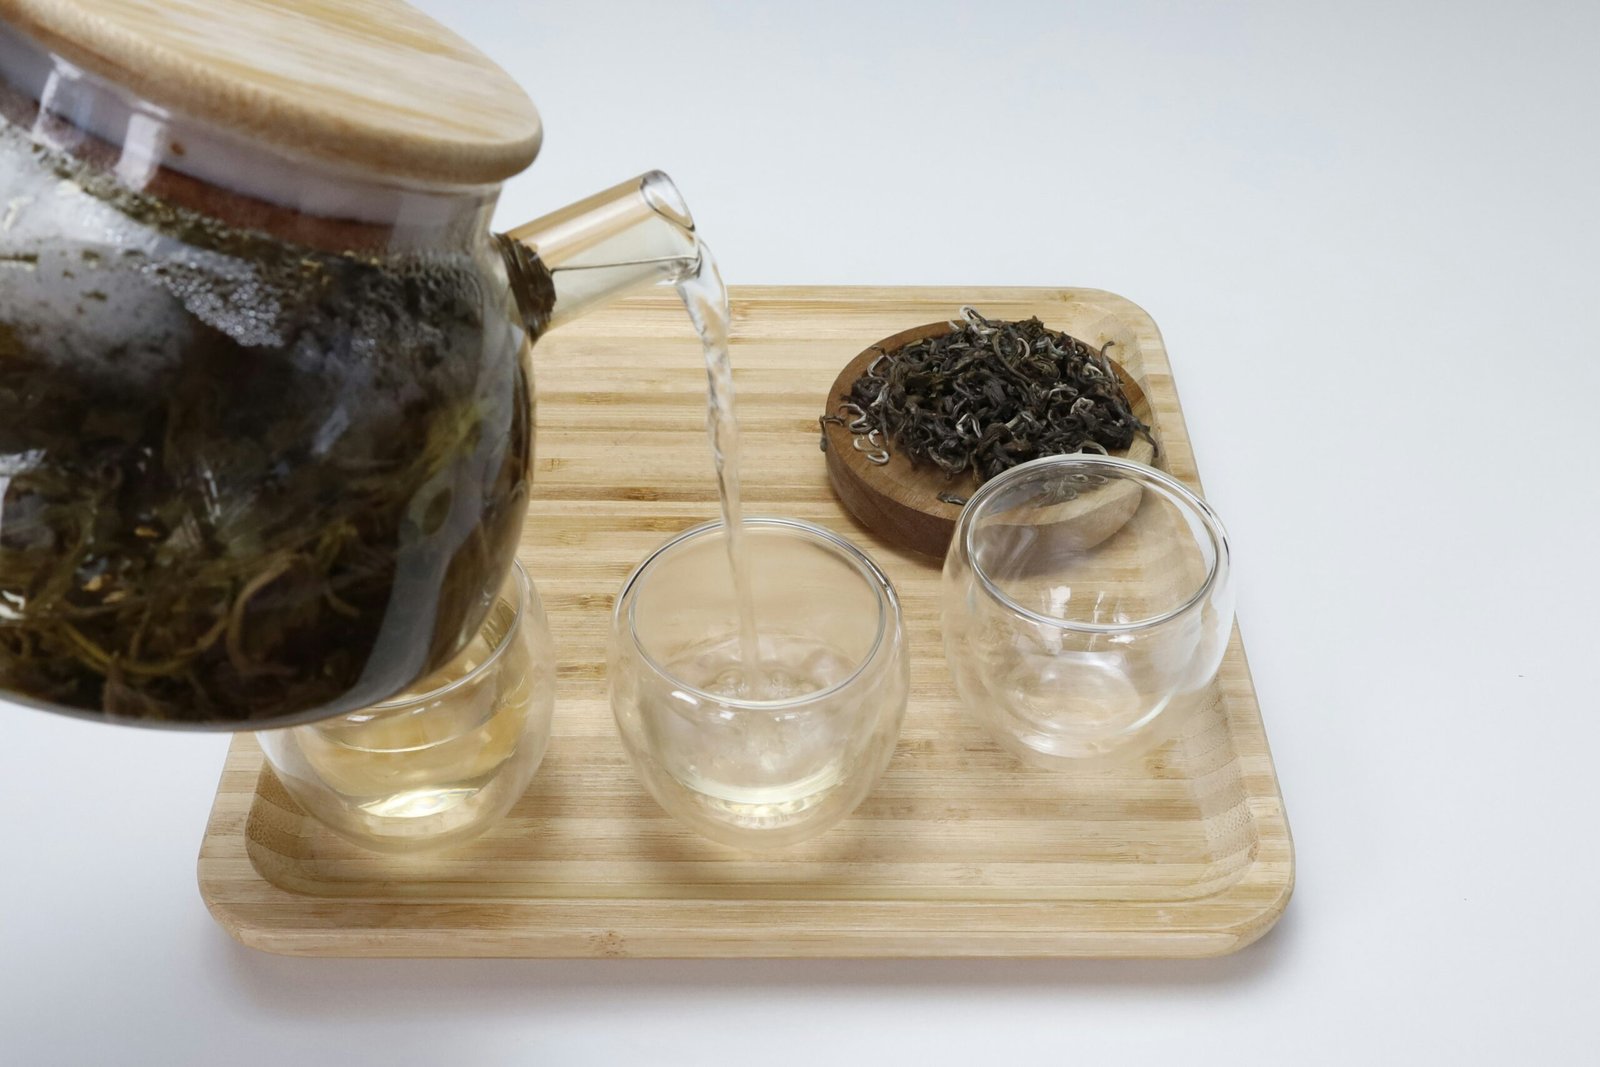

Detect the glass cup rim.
[
  {"left": 957, "top": 454, "right": 1230, "bottom": 634},
  {"left": 364, "top": 558, "right": 531, "bottom": 712},
  {"left": 616, "top": 516, "right": 898, "bottom": 711}
]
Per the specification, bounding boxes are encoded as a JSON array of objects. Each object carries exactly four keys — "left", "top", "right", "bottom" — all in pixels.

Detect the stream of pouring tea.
[
  {"left": 652, "top": 242, "right": 864, "bottom": 817},
  {"left": 675, "top": 242, "right": 762, "bottom": 687}
]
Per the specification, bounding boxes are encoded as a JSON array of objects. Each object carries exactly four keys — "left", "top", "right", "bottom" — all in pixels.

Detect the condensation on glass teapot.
[{"left": 0, "top": 0, "right": 704, "bottom": 729}]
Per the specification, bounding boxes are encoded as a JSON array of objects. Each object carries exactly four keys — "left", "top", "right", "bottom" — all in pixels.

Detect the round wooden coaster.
[{"left": 822, "top": 321, "right": 1157, "bottom": 558}]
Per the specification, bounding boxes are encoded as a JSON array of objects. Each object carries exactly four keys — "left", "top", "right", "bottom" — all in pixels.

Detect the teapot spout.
[{"left": 497, "top": 171, "right": 702, "bottom": 333}]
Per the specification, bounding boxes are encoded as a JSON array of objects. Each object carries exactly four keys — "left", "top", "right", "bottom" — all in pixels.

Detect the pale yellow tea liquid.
[{"left": 270, "top": 598, "right": 547, "bottom": 851}]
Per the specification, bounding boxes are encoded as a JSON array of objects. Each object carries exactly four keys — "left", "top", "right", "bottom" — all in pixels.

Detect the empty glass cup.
[
  {"left": 942, "top": 455, "right": 1234, "bottom": 768},
  {"left": 257, "top": 561, "right": 555, "bottom": 853},
  {"left": 609, "top": 518, "right": 908, "bottom": 850}
]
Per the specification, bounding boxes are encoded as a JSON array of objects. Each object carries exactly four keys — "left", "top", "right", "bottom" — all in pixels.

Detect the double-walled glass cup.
[
  {"left": 942, "top": 455, "right": 1234, "bottom": 768},
  {"left": 609, "top": 518, "right": 908, "bottom": 850},
  {"left": 257, "top": 562, "right": 555, "bottom": 853}
]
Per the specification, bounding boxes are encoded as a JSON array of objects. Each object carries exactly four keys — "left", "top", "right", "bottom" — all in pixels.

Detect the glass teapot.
[{"left": 0, "top": 1, "right": 704, "bottom": 728}]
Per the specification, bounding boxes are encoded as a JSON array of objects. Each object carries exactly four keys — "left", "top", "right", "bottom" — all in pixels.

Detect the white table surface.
[{"left": 4, "top": 1, "right": 1597, "bottom": 1063}]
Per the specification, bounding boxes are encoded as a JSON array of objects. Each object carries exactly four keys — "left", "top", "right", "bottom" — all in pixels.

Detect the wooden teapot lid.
[{"left": 0, "top": 0, "right": 542, "bottom": 185}]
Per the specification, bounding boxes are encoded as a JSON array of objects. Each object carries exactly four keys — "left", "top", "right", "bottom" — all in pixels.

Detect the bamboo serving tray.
[{"left": 198, "top": 286, "right": 1293, "bottom": 958}]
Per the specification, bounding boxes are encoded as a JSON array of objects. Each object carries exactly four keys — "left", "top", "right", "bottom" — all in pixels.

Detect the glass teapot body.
[{"left": 0, "top": 22, "right": 695, "bottom": 728}]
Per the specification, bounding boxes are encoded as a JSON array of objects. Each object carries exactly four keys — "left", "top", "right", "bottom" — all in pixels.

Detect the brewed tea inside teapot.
[{"left": 0, "top": 0, "right": 705, "bottom": 727}]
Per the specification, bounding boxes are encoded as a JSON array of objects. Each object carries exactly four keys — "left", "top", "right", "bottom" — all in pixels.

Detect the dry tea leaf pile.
[{"left": 833, "top": 308, "right": 1152, "bottom": 483}]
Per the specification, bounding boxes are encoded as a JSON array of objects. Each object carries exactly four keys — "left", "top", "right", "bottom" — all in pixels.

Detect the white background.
[{"left": 4, "top": 1, "right": 1598, "bottom": 1063}]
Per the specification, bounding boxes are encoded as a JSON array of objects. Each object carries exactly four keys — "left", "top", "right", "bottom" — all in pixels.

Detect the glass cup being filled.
[
  {"left": 256, "top": 561, "right": 555, "bottom": 853},
  {"left": 609, "top": 518, "right": 909, "bottom": 850}
]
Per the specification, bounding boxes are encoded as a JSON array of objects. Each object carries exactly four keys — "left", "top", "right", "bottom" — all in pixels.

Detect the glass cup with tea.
[
  {"left": 256, "top": 561, "right": 555, "bottom": 853},
  {"left": 609, "top": 518, "right": 909, "bottom": 850}
]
